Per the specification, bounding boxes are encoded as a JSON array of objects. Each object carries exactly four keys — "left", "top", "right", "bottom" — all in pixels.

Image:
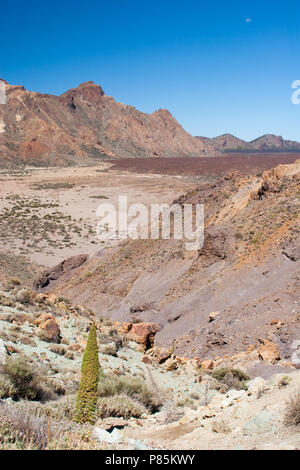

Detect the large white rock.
[
  {"left": 93, "top": 427, "right": 122, "bottom": 444},
  {"left": 0, "top": 339, "right": 7, "bottom": 365},
  {"left": 246, "top": 377, "right": 266, "bottom": 395}
]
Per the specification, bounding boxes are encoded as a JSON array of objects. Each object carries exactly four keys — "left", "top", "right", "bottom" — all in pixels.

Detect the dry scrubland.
[
  {"left": 0, "top": 155, "right": 300, "bottom": 450},
  {"left": 0, "top": 162, "right": 197, "bottom": 267}
]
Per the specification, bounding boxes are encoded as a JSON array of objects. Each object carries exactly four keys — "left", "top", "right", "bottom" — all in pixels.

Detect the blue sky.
[{"left": 1, "top": 0, "right": 299, "bottom": 141}]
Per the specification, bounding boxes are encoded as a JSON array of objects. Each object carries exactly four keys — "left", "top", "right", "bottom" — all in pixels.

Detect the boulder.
[
  {"left": 201, "top": 359, "right": 214, "bottom": 370},
  {"left": 258, "top": 339, "right": 280, "bottom": 363},
  {"left": 147, "top": 346, "right": 173, "bottom": 363},
  {"left": 127, "top": 322, "right": 160, "bottom": 350},
  {"left": 246, "top": 377, "right": 266, "bottom": 395},
  {"left": 163, "top": 356, "right": 177, "bottom": 371}
]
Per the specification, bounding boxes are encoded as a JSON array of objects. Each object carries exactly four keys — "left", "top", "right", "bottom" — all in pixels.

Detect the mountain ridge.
[
  {"left": 0, "top": 80, "right": 216, "bottom": 166},
  {"left": 197, "top": 133, "right": 300, "bottom": 153}
]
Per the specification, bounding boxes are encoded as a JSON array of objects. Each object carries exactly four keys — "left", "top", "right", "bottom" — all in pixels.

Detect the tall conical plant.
[{"left": 74, "top": 323, "right": 100, "bottom": 424}]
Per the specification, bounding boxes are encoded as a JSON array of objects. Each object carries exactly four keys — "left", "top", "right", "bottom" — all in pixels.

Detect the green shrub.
[
  {"left": 98, "top": 374, "right": 162, "bottom": 413},
  {"left": 0, "top": 374, "right": 17, "bottom": 399},
  {"left": 74, "top": 323, "right": 100, "bottom": 424},
  {"left": 1, "top": 355, "right": 58, "bottom": 401},
  {"left": 96, "top": 394, "right": 147, "bottom": 419},
  {"left": 211, "top": 368, "right": 250, "bottom": 391}
]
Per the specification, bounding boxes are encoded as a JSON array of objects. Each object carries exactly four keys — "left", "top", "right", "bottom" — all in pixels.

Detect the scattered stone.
[
  {"left": 148, "top": 346, "right": 173, "bottom": 363},
  {"left": 201, "top": 359, "right": 214, "bottom": 370},
  {"left": 5, "top": 344, "right": 19, "bottom": 354},
  {"left": 142, "top": 356, "right": 152, "bottom": 364},
  {"left": 209, "top": 311, "right": 220, "bottom": 322},
  {"left": 164, "top": 357, "right": 178, "bottom": 371},
  {"left": 132, "top": 439, "right": 149, "bottom": 450},
  {"left": 96, "top": 418, "right": 128, "bottom": 431}
]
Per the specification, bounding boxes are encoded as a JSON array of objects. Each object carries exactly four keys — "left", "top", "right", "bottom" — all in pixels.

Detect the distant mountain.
[
  {"left": 0, "top": 80, "right": 216, "bottom": 167},
  {"left": 197, "top": 133, "right": 300, "bottom": 153}
]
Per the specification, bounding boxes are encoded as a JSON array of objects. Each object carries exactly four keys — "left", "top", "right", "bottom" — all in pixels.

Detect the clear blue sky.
[{"left": 1, "top": 0, "right": 299, "bottom": 141}]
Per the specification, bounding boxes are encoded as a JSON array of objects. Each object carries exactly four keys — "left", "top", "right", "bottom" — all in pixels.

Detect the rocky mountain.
[
  {"left": 37, "top": 159, "right": 300, "bottom": 366},
  {"left": 197, "top": 133, "right": 300, "bottom": 153},
  {"left": 0, "top": 80, "right": 216, "bottom": 167}
]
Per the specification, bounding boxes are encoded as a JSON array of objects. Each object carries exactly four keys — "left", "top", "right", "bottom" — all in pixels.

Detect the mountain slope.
[
  {"left": 38, "top": 160, "right": 300, "bottom": 363},
  {"left": 197, "top": 133, "right": 300, "bottom": 153},
  {"left": 0, "top": 80, "right": 216, "bottom": 166}
]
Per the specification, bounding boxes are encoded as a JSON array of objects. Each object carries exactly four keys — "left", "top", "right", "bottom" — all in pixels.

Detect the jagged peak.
[{"left": 61, "top": 81, "right": 105, "bottom": 102}]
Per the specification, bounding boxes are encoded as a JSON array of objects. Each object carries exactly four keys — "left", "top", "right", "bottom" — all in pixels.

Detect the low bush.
[
  {"left": 0, "top": 355, "right": 61, "bottom": 401},
  {"left": 15, "top": 288, "right": 34, "bottom": 305},
  {"left": 211, "top": 368, "right": 250, "bottom": 391},
  {"left": 98, "top": 374, "right": 162, "bottom": 413},
  {"left": 284, "top": 392, "right": 300, "bottom": 427},
  {"left": 96, "top": 394, "right": 147, "bottom": 419}
]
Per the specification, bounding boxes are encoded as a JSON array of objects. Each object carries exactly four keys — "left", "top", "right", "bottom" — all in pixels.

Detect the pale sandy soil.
[{"left": 0, "top": 163, "right": 199, "bottom": 267}]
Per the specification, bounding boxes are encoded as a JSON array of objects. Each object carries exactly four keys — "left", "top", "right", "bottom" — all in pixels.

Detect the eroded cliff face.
[{"left": 0, "top": 80, "right": 216, "bottom": 166}]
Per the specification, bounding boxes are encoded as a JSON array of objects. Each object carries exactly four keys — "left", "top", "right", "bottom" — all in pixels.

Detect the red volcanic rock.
[
  {"left": 114, "top": 322, "right": 132, "bottom": 334},
  {"left": 201, "top": 359, "right": 214, "bottom": 370},
  {"left": 258, "top": 339, "right": 280, "bottom": 364},
  {"left": 127, "top": 322, "right": 160, "bottom": 350},
  {"left": 115, "top": 321, "right": 160, "bottom": 350},
  {"left": 142, "top": 356, "right": 152, "bottom": 364}
]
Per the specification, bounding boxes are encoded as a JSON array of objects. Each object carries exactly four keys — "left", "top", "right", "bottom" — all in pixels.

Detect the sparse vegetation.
[
  {"left": 96, "top": 394, "right": 147, "bottom": 418},
  {"left": 211, "top": 368, "right": 250, "bottom": 391},
  {"left": 98, "top": 374, "right": 162, "bottom": 413},
  {"left": 0, "top": 355, "right": 59, "bottom": 401}
]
